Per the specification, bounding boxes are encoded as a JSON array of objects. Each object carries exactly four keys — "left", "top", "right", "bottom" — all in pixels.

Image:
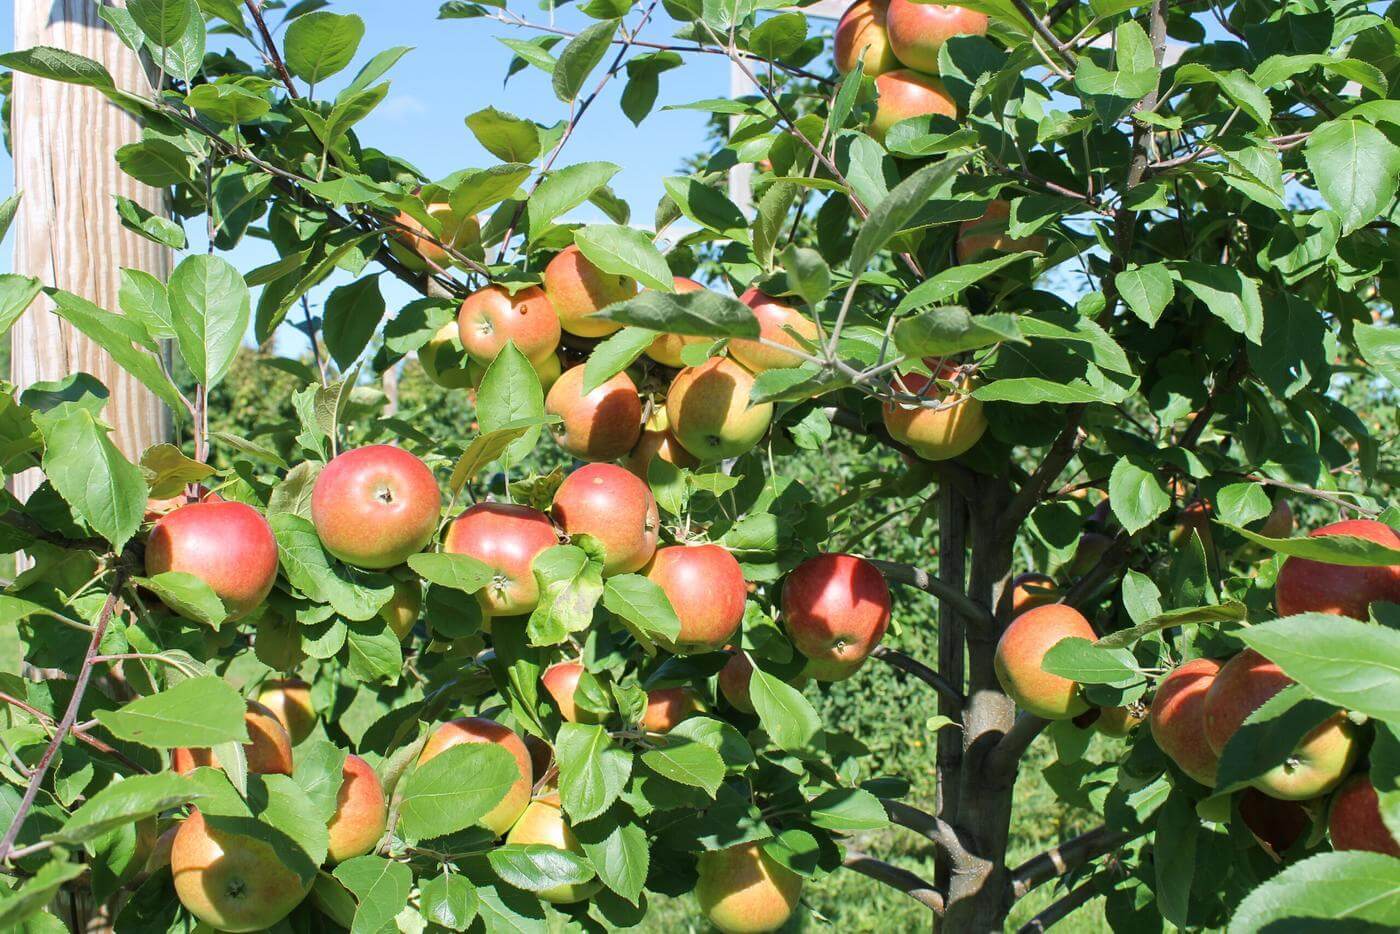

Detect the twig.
[
  {"left": 985, "top": 712, "right": 1049, "bottom": 780},
  {"left": 883, "top": 800, "right": 978, "bottom": 873},
  {"left": 868, "top": 559, "right": 996, "bottom": 634},
  {"left": 843, "top": 850, "right": 945, "bottom": 913},
  {"left": 1018, "top": 872, "right": 1114, "bottom": 933},
  {"left": 1149, "top": 132, "right": 1309, "bottom": 174},
  {"left": 872, "top": 646, "right": 965, "bottom": 710},
  {"left": 1010, "top": 0, "right": 1078, "bottom": 71},
  {"left": 244, "top": 1, "right": 300, "bottom": 99},
  {"left": 999, "top": 408, "right": 1086, "bottom": 539},
  {"left": 1011, "top": 826, "right": 1142, "bottom": 899},
  {"left": 0, "top": 512, "right": 109, "bottom": 553}
]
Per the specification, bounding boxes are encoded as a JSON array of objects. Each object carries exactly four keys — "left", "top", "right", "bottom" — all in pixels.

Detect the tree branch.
[
  {"left": 0, "top": 571, "right": 129, "bottom": 864},
  {"left": 244, "top": 1, "right": 300, "bottom": 99},
  {"left": 868, "top": 559, "right": 995, "bottom": 634},
  {"left": 0, "top": 691, "right": 146, "bottom": 775},
  {"left": 0, "top": 511, "right": 111, "bottom": 553},
  {"left": 984, "top": 712, "right": 1049, "bottom": 781},
  {"left": 1009, "top": 0, "right": 1078, "bottom": 71},
  {"left": 1011, "top": 826, "right": 1142, "bottom": 899},
  {"left": 1017, "top": 873, "right": 1111, "bottom": 933},
  {"left": 883, "top": 800, "right": 978, "bottom": 873},
  {"left": 999, "top": 407, "right": 1086, "bottom": 539},
  {"left": 844, "top": 850, "right": 945, "bottom": 913},
  {"left": 871, "top": 646, "right": 965, "bottom": 711}
]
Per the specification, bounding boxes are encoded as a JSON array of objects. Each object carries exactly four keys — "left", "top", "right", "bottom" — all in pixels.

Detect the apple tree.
[{"left": 0, "top": 0, "right": 1398, "bottom": 931}]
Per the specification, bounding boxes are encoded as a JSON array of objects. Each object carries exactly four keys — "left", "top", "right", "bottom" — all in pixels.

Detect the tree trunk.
[{"left": 10, "top": 0, "right": 173, "bottom": 504}]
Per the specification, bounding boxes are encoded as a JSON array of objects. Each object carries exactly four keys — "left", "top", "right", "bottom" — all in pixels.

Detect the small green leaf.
[{"left": 95, "top": 676, "right": 248, "bottom": 748}]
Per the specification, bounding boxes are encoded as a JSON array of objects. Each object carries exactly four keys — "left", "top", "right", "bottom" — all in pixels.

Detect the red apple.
[
  {"left": 1239, "top": 787, "right": 1312, "bottom": 857},
  {"left": 1329, "top": 773, "right": 1400, "bottom": 856},
  {"left": 956, "top": 200, "right": 1049, "bottom": 265},
  {"left": 542, "top": 244, "right": 636, "bottom": 338},
  {"left": 728, "top": 289, "right": 821, "bottom": 373},
  {"left": 172, "top": 700, "right": 293, "bottom": 776},
  {"left": 388, "top": 204, "right": 480, "bottom": 272},
  {"left": 1149, "top": 657, "right": 1222, "bottom": 787},
  {"left": 641, "top": 687, "right": 702, "bottom": 732},
  {"left": 835, "top": 0, "right": 901, "bottom": 76},
  {"left": 718, "top": 653, "right": 757, "bottom": 714},
  {"left": 418, "top": 717, "right": 532, "bottom": 836},
  {"left": 551, "top": 463, "right": 659, "bottom": 575},
  {"left": 255, "top": 678, "right": 315, "bottom": 745},
  {"left": 457, "top": 284, "right": 560, "bottom": 367},
  {"left": 442, "top": 503, "right": 559, "bottom": 616},
  {"left": 994, "top": 604, "right": 1097, "bottom": 720},
  {"left": 326, "top": 754, "right": 387, "bottom": 863},
  {"left": 870, "top": 69, "right": 957, "bottom": 143},
  {"left": 1010, "top": 572, "right": 1059, "bottom": 618},
  {"left": 781, "top": 554, "right": 890, "bottom": 681},
  {"left": 885, "top": 0, "right": 989, "bottom": 73},
  {"left": 310, "top": 445, "right": 441, "bottom": 569},
  {"left": 644, "top": 545, "right": 748, "bottom": 652},
  {"left": 145, "top": 501, "right": 278, "bottom": 622},
  {"left": 544, "top": 364, "right": 644, "bottom": 462},
  {"left": 542, "top": 661, "right": 605, "bottom": 724},
  {"left": 1274, "top": 519, "right": 1400, "bottom": 619}
]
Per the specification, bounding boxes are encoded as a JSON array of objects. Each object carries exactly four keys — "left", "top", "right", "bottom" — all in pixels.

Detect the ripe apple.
[
  {"left": 457, "top": 285, "right": 560, "bottom": 367},
  {"left": 1149, "top": 657, "right": 1222, "bottom": 787},
  {"left": 1274, "top": 518, "right": 1400, "bottom": 619},
  {"left": 418, "top": 322, "right": 475, "bottom": 389},
  {"left": 1328, "top": 773, "right": 1400, "bottom": 856},
  {"left": 624, "top": 404, "right": 701, "bottom": 478},
  {"left": 381, "top": 572, "right": 422, "bottom": 642},
  {"left": 994, "top": 604, "right": 1096, "bottom": 720},
  {"left": 882, "top": 370, "right": 986, "bottom": 461},
  {"left": 835, "top": 0, "right": 900, "bottom": 76},
  {"left": 956, "top": 200, "right": 1049, "bottom": 264},
  {"left": 311, "top": 445, "right": 441, "bottom": 569},
  {"left": 173, "top": 700, "right": 293, "bottom": 776},
  {"left": 885, "top": 0, "right": 989, "bottom": 73},
  {"left": 728, "top": 289, "right": 821, "bottom": 373},
  {"left": 542, "top": 244, "right": 636, "bottom": 337},
  {"left": 645, "top": 277, "right": 705, "bottom": 367},
  {"left": 545, "top": 364, "right": 644, "bottom": 462},
  {"left": 870, "top": 69, "right": 957, "bottom": 143},
  {"left": 1239, "top": 787, "right": 1312, "bottom": 857},
  {"left": 418, "top": 717, "right": 532, "bottom": 836},
  {"left": 542, "top": 661, "right": 606, "bottom": 724},
  {"left": 641, "top": 687, "right": 702, "bottom": 732},
  {"left": 551, "top": 463, "right": 659, "bottom": 575},
  {"left": 442, "top": 503, "right": 559, "bottom": 616},
  {"left": 388, "top": 204, "right": 481, "bottom": 272},
  {"left": 505, "top": 794, "right": 604, "bottom": 903},
  {"left": 172, "top": 809, "right": 312, "bottom": 932},
  {"left": 255, "top": 678, "right": 315, "bottom": 745},
  {"left": 145, "top": 501, "right": 279, "bottom": 622},
  {"left": 1094, "top": 704, "right": 1145, "bottom": 737},
  {"left": 644, "top": 544, "right": 748, "bottom": 652},
  {"left": 1203, "top": 649, "right": 1357, "bottom": 800},
  {"left": 719, "top": 653, "right": 757, "bottom": 714},
  {"left": 326, "top": 754, "right": 387, "bottom": 863},
  {"left": 1009, "top": 572, "right": 1059, "bottom": 618},
  {"left": 667, "top": 357, "right": 774, "bottom": 462},
  {"left": 695, "top": 841, "right": 803, "bottom": 934},
  {"left": 781, "top": 554, "right": 890, "bottom": 681}
]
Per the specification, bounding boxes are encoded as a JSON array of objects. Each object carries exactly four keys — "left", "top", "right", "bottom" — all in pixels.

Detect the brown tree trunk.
[{"left": 10, "top": 0, "right": 173, "bottom": 504}]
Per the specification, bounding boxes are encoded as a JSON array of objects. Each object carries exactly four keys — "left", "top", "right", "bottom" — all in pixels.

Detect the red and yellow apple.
[
  {"left": 641, "top": 687, "right": 703, "bottom": 732},
  {"left": 326, "top": 754, "right": 387, "bottom": 863},
  {"left": 993, "top": 604, "right": 1096, "bottom": 720},
  {"left": 667, "top": 357, "right": 773, "bottom": 462},
  {"left": 883, "top": 369, "right": 986, "bottom": 461},
  {"left": 381, "top": 573, "right": 422, "bottom": 642},
  {"left": 1149, "top": 657, "right": 1222, "bottom": 787},
  {"left": 545, "top": 365, "right": 644, "bottom": 462},
  {"left": 956, "top": 200, "right": 1049, "bottom": 264},
  {"left": 644, "top": 544, "right": 748, "bottom": 652},
  {"left": 442, "top": 503, "right": 559, "bottom": 616},
  {"left": 1009, "top": 572, "right": 1059, "bottom": 618},
  {"left": 835, "top": 0, "right": 900, "bottom": 76},
  {"left": 719, "top": 653, "right": 757, "bottom": 714},
  {"left": 145, "top": 501, "right": 279, "bottom": 622},
  {"left": 728, "top": 289, "right": 821, "bottom": 373},
  {"left": 542, "top": 661, "right": 606, "bottom": 724},
  {"left": 504, "top": 794, "right": 603, "bottom": 903},
  {"left": 389, "top": 204, "right": 481, "bottom": 272},
  {"left": 645, "top": 277, "right": 705, "bottom": 367},
  {"left": 781, "top": 553, "right": 890, "bottom": 681},
  {"left": 457, "top": 285, "right": 560, "bottom": 367},
  {"left": 695, "top": 841, "right": 803, "bottom": 934},
  {"left": 870, "top": 69, "right": 957, "bottom": 143},
  {"left": 542, "top": 244, "right": 636, "bottom": 338},
  {"left": 552, "top": 463, "right": 659, "bottom": 575},
  {"left": 624, "top": 405, "right": 701, "bottom": 478},
  {"left": 255, "top": 678, "right": 315, "bottom": 745},
  {"left": 418, "top": 717, "right": 532, "bottom": 836},
  {"left": 885, "top": 0, "right": 989, "bottom": 73},
  {"left": 310, "top": 445, "right": 441, "bottom": 569},
  {"left": 171, "top": 810, "right": 312, "bottom": 932}
]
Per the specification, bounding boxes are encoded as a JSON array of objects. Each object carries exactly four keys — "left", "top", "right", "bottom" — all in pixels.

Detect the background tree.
[{"left": 0, "top": 1, "right": 1397, "bottom": 932}]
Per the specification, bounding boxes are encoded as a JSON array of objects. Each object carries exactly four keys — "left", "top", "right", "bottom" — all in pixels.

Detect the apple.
[
  {"left": 1258, "top": 497, "right": 1294, "bottom": 539},
  {"left": 1009, "top": 572, "right": 1059, "bottom": 618},
  {"left": 1171, "top": 499, "right": 1214, "bottom": 550},
  {"left": 885, "top": 0, "right": 989, "bottom": 73},
  {"left": 728, "top": 289, "right": 821, "bottom": 373},
  {"left": 1239, "top": 787, "right": 1312, "bottom": 857},
  {"left": 881, "top": 369, "right": 986, "bottom": 461},
  {"left": 505, "top": 794, "right": 604, "bottom": 903},
  {"left": 326, "top": 754, "right": 387, "bottom": 863},
  {"left": 542, "top": 661, "right": 606, "bottom": 724},
  {"left": 172, "top": 809, "right": 312, "bottom": 932},
  {"left": 255, "top": 678, "right": 315, "bottom": 745},
  {"left": 442, "top": 503, "right": 559, "bottom": 616},
  {"left": 641, "top": 687, "right": 702, "bottom": 732},
  {"left": 533, "top": 350, "right": 563, "bottom": 392},
  {"left": 695, "top": 841, "right": 803, "bottom": 934},
  {"left": 956, "top": 200, "right": 1049, "bottom": 264},
  {"left": 542, "top": 244, "right": 636, "bottom": 338},
  {"left": 457, "top": 285, "right": 560, "bottom": 367},
  {"left": 381, "top": 572, "right": 422, "bottom": 642},
  {"left": 145, "top": 501, "right": 279, "bottom": 622},
  {"left": 835, "top": 0, "right": 900, "bottom": 76},
  {"left": 544, "top": 364, "right": 644, "bottom": 462},
  {"left": 173, "top": 700, "right": 293, "bottom": 776},
  {"left": 311, "top": 445, "right": 441, "bottom": 569},
  {"left": 870, "top": 69, "right": 956, "bottom": 143},
  {"left": 644, "top": 544, "right": 748, "bottom": 652},
  {"left": 667, "top": 357, "right": 774, "bottom": 462},
  {"left": 1067, "top": 531, "right": 1114, "bottom": 579},
  {"left": 624, "top": 405, "right": 701, "bottom": 478},
  {"left": 1203, "top": 649, "right": 1357, "bottom": 800},
  {"left": 719, "top": 653, "right": 756, "bottom": 714},
  {"left": 1149, "top": 657, "right": 1222, "bottom": 787},
  {"left": 388, "top": 204, "right": 481, "bottom": 272},
  {"left": 994, "top": 604, "right": 1096, "bottom": 720},
  {"left": 551, "top": 463, "right": 659, "bottom": 575},
  {"left": 781, "top": 553, "right": 890, "bottom": 681},
  {"left": 645, "top": 277, "right": 705, "bottom": 367},
  {"left": 1274, "top": 518, "right": 1400, "bottom": 619},
  {"left": 418, "top": 717, "right": 532, "bottom": 836},
  {"left": 1094, "top": 704, "right": 1145, "bottom": 738},
  {"left": 418, "top": 322, "right": 475, "bottom": 389},
  {"left": 1328, "top": 773, "right": 1400, "bottom": 856}
]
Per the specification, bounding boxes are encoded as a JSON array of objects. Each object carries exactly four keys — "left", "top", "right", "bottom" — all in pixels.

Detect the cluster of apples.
[{"left": 994, "top": 516, "right": 1400, "bottom": 861}]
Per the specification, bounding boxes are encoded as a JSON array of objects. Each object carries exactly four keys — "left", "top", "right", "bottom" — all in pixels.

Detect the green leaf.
[
  {"left": 750, "top": 665, "right": 820, "bottom": 751},
  {"left": 334, "top": 855, "right": 413, "bottom": 934},
  {"left": 466, "top": 107, "right": 542, "bottom": 164},
  {"left": 1227, "top": 852, "right": 1400, "bottom": 932},
  {"left": 748, "top": 11, "right": 806, "bottom": 59},
  {"left": 323, "top": 276, "right": 385, "bottom": 369},
  {"left": 94, "top": 676, "right": 248, "bottom": 748},
  {"left": 1094, "top": 602, "right": 1247, "bottom": 650},
  {"left": 126, "top": 0, "right": 193, "bottom": 47},
  {"left": 1107, "top": 456, "right": 1170, "bottom": 534},
  {"left": 283, "top": 11, "right": 364, "bottom": 84},
  {"left": 183, "top": 770, "right": 328, "bottom": 883},
  {"left": 1237, "top": 615, "right": 1400, "bottom": 724},
  {"left": 849, "top": 155, "right": 970, "bottom": 274},
  {"left": 808, "top": 787, "right": 888, "bottom": 832},
  {"left": 555, "top": 723, "right": 632, "bottom": 822},
  {"left": 1170, "top": 262, "right": 1263, "bottom": 344},
  {"left": 50, "top": 773, "right": 201, "bottom": 845},
  {"left": 640, "top": 738, "right": 724, "bottom": 795},
  {"left": 291, "top": 739, "right": 348, "bottom": 824},
  {"left": 135, "top": 571, "right": 227, "bottom": 627},
  {"left": 573, "top": 224, "right": 669, "bottom": 292},
  {"left": 602, "top": 573, "right": 682, "bottom": 648},
  {"left": 397, "top": 742, "right": 519, "bottom": 842},
  {"left": 1155, "top": 790, "right": 1197, "bottom": 926},
  {"left": 140, "top": 441, "right": 214, "bottom": 498},
  {"left": 346, "top": 616, "right": 403, "bottom": 683},
  {"left": 48, "top": 289, "right": 186, "bottom": 414},
  {"left": 476, "top": 342, "right": 546, "bottom": 467},
  {"left": 269, "top": 513, "right": 394, "bottom": 620},
  {"left": 36, "top": 406, "right": 147, "bottom": 551},
  {"left": 526, "top": 162, "right": 620, "bottom": 237},
  {"left": 1041, "top": 637, "right": 1139, "bottom": 686},
  {"left": 779, "top": 245, "right": 831, "bottom": 308},
  {"left": 0, "top": 275, "right": 39, "bottom": 338},
  {"left": 894, "top": 306, "right": 1023, "bottom": 358},
  {"left": 119, "top": 269, "right": 173, "bottom": 339},
  {"left": 574, "top": 814, "right": 648, "bottom": 903},
  {"left": 0, "top": 860, "right": 86, "bottom": 929},
  {"left": 1304, "top": 119, "right": 1400, "bottom": 234},
  {"left": 0, "top": 46, "right": 116, "bottom": 92},
  {"left": 184, "top": 80, "right": 272, "bottom": 125},
  {"left": 1115, "top": 263, "right": 1173, "bottom": 325},
  {"left": 113, "top": 195, "right": 186, "bottom": 249},
  {"left": 598, "top": 288, "right": 759, "bottom": 338},
  {"left": 895, "top": 253, "right": 1036, "bottom": 313},
  {"left": 553, "top": 19, "right": 619, "bottom": 102},
  {"left": 528, "top": 544, "right": 605, "bottom": 646},
  {"left": 1074, "top": 20, "right": 1158, "bottom": 102},
  {"left": 168, "top": 254, "right": 251, "bottom": 389},
  {"left": 450, "top": 163, "right": 533, "bottom": 217},
  {"left": 339, "top": 44, "right": 413, "bottom": 101},
  {"left": 661, "top": 177, "right": 748, "bottom": 240},
  {"left": 448, "top": 417, "right": 557, "bottom": 493},
  {"left": 1216, "top": 483, "right": 1271, "bottom": 526},
  {"left": 1220, "top": 526, "right": 1400, "bottom": 566},
  {"left": 489, "top": 843, "right": 596, "bottom": 892},
  {"left": 1356, "top": 322, "right": 1400, "bottom": 388},
  {"left": 419, "top": 872, "right": 479, "bottom": 931},
  {"left": 1174, "top": 64, "right": 1271, "bottom": 127},
  {"left": 583, "top": 326, "right": 657, "bottom": 394},
  {"left": 407, "top": 552, "right": 493, "bottom": 592},
  {"left": 115, "top": 139, "right": 193, "bottom": 187}
]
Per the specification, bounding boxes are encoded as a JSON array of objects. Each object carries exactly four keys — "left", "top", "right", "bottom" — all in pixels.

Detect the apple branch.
[
  {"left": 0, "top": 569, "right": 129, "bottom": 864},
  {"left": 984, "top": 712, "right": 1049, "bottom": 781},
  {"left": 883, "top": 800, "right": 978, "bottom": 875},
  {"left": 1010, "top": 825, "right": 1142, "bottom": 899},
  {"left": 243, "top": 0, "right": 301, "bottom": 99},
  {"left": 0, "top": 691, "right": 146, "bottom": 774},
  {"left": 1009, "top": 0, "right": 1078, "bottom": 72},
  {"left": 1017, "top": 872, "right": 1114, "bottom": 934},
  {"left": 998, "top": 406, "right": 1087, "bottom": 540},
  {"left": 867, "top": 559, "right": 995, "bottom": 634},
  {"left": 871, "top": 646, "right": 965, "bottom": 710},
  {"left": 842, "top": 850, "right": 945, "bottom": 913}
]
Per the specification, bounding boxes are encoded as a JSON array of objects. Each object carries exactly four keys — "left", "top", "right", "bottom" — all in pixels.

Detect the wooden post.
[{"left": 10, "top": 0, "right": 173, "bottom": 503}]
